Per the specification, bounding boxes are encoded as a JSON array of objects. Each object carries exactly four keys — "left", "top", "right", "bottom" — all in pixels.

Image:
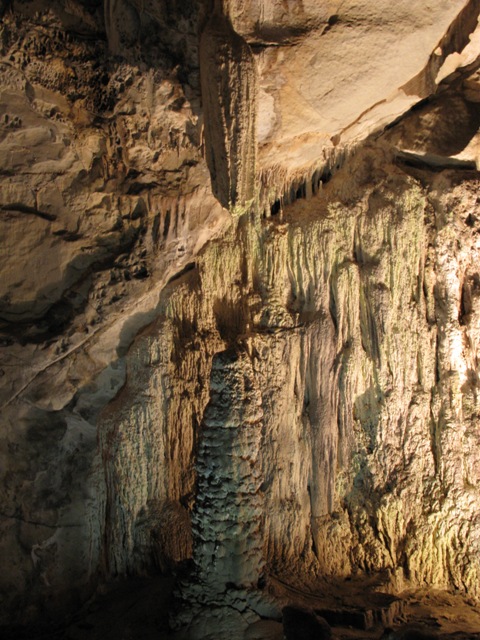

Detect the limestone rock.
[
  {"left": 200, "top": 9, "right": 257, "bottom": 210},
  {"left": 2, "top": 1, "right": 480, "bottom": 638},
  {"left": 172, "top": 348, "right": 266, "bottom": 634}
]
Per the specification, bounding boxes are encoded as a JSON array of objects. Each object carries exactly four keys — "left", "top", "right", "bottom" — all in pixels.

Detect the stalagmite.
[{"left": 200, "top": 3, "right": 257, "bottom": 210}]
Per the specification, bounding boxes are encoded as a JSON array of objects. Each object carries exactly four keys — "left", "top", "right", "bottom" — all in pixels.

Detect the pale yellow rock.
[{"left": 2, "top": 1, "right": 480, "bottom": 635}]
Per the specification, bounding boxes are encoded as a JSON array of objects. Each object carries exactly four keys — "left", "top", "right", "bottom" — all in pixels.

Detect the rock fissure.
[{"left": 0, "top": 203, "right": 57, "bottom": 221}]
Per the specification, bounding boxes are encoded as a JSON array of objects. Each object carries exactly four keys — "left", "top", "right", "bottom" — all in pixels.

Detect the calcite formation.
[
  {"left": 2, "top": 0, "right": 480, "bottom": 638},
  {"left": 200, "top": 6, "right": 257, "bottom": 209}
]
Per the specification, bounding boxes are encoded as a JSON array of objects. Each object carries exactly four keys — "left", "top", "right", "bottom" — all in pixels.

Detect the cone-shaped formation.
[
  {"left": 200, "top": 11, "right": 257, "bottom": 210},
  {"left": 175, "top": 348, "right": 265, "bottom": 633}
]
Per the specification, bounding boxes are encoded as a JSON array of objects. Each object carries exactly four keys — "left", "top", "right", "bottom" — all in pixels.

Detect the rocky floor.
[{"left": 3, "top": 574, "right": 480, "bottom": 640}]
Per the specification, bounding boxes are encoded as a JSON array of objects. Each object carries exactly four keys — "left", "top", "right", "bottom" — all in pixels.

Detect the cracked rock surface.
[{"left": 2, "top": 1, "right": 480, "bottom": 639}]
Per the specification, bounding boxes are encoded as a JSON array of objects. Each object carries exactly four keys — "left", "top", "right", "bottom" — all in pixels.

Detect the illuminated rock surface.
[{"left": 2, "top": 1, "right": 480, "bottom": 639}]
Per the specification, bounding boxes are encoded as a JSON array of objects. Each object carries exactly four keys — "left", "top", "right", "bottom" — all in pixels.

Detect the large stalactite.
[{"left": 200, "top": 7, "right": 257, "bottom": 210}]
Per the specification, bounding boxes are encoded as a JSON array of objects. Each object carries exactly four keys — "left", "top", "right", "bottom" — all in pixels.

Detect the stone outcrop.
[{"left": 2, "top": 1, "right": 480, "bottom": 638}]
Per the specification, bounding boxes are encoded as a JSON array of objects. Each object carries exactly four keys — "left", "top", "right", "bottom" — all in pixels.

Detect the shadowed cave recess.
[{"left": 3, "top": 0, "right": 480, "bottom": 639}]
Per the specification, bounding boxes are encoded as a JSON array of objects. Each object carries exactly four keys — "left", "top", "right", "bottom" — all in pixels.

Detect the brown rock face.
[
  {"left": 2, "top": 1, "right": 480, "bottom": 638},
  {"left": 200, "top": 9, "right": 257, "bottom": 209}
]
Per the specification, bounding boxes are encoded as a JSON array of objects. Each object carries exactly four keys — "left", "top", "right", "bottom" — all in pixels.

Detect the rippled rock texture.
[{"left": 2, "top": 1, "right": 480, "bottom": 637}]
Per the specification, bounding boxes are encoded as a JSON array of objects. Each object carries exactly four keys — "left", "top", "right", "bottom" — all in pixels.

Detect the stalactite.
[{"left": 200, "top": 8, "right": 257, "bottom": 211}]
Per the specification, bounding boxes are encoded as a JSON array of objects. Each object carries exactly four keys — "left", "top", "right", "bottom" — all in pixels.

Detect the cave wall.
[
  {"left": 101, "top": 147, "right": 480, "bottom": 622},
  {"left": 1, "top": 0, "right": 480, "bottom": 632}
]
